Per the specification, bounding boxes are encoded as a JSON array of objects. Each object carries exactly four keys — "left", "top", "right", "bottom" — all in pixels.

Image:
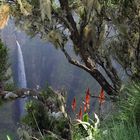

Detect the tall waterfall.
[
  {"left": 16, "top": 40, "right": 27, "bottom": 88},
  {"left": 16, "top": 40, "right": 27, "bottom": 117}
]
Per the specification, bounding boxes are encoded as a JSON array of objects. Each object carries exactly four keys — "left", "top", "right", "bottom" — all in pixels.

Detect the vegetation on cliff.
[{"left": 0, "top": 39, "right": 11, "bottom": 94}]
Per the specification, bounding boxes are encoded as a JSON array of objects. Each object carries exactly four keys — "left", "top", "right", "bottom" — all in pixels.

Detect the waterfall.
[
  {"left": 16, "top": 40, "right": 27, "bottom": 117},
  {"left": 16, "top": 40, "right": 27, "bottom": 88}
]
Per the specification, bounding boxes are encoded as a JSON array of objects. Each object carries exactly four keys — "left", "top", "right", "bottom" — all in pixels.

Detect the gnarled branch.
[{"left": 61, "top": 47, "right": 91, "bottom": 73}]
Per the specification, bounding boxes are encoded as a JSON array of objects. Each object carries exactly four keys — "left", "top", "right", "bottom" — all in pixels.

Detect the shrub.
[{"left": 21, "top": 86, "right": 71, "bottom": 140}]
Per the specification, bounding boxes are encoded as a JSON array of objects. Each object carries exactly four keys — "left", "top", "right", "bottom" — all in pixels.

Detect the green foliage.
[
  {"left": 73, "top": 113, "right": 100, "bottom": 140},
  {"left": 97, "top": 83, "right": 140, "bottom": 140},
  {"left": 0, "top": 40, "right": 8, "bottom": 78},
  {"left": 0, "top": 39, "right": 10, "bottom": 92},
  {"left": 22, "top": 99, "right": 53, "bottom": 133},
  {"left": 99, "top": 119, "right": 140, "bottom": 140},
  {"left": 0, "top": 130, "right": 16, "bottom": 140},
  {"left": 119, "top": 82, "right": 140, "bottom": 126},
  {"left": 83, "top": 113, "right": 89, "bottom": 122},
  {"left": 21, "top": 86, "right": 71, "bottom": 140},
  {"left": 41, "top": 84, "right": 56, "bottom": 98},
  {"left": 4, "top": 83, "right": 16, "bottom": 91},
  {"left": 6, "top": 135, "right": 12, "bottom": 140}
]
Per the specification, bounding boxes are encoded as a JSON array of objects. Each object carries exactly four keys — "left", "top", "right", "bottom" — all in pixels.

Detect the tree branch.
[
  {"left": 59, "top": 0, "right": 77, "bottom": 31},
  {"left": 61, "top": 47, "right": 91, "bottom": 73},
  {"left": 61, "top": 47, "right": 117, "bottom": 96},
  {"left": 101, "top": 56, "right": 121, "bottom": 90},
  {"left": 52, "top": 9, "right": 73, "bottom": 33},
  {"left": 59, "top": 0, "right": 80, "bottom": 45},
  {"left": 90, "top": 94, "right": 109, "bottom": 101}
]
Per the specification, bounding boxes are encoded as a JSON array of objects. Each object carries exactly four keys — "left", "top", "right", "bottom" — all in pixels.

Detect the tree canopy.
[{"left": 0, "top": 0, "right": 140, "bottom": 97}]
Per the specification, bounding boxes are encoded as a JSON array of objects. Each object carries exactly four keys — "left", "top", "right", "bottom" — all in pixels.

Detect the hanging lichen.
[
  {"left": 47, "top": 30, "right": 63, "bottom": 49},
  {"left": 0, "top": 4, "right": 10, "bottom": 29},
  {"left": 39, "top": 0, "right": 51, "bottom": 21},
  {"left": 17, "top": 0, "right": 32, "bottom": 16}
]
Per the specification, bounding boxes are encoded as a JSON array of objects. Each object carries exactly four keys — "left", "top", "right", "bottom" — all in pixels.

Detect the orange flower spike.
[
  {"left": 84, "top": 103, "right": 87, "bottom": 112},
  {"left": 71, "top": 97, "right": 76, "bottom": 111},
  {"left": 85, "top": 88, "right": 90, "bottom": 105},
  {"left": 99, "top": 88, "right": 105, "bottom": 104},
  {"left": 78, "top": 107, "right": 83, "bottom": 120}
]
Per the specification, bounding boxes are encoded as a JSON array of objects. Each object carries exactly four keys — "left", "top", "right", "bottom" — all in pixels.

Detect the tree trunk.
[
  {"left": 59, "top": 0, "right": 118, "bottom": 97},
  {"left": 79, "top": 50, "right": 118, "bottom": 96},
  {"left": 89, "top": 69, "right": 118, "bottom": 96}
]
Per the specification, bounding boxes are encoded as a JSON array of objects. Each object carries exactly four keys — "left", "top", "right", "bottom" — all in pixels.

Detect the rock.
[
  {"left": 51, "top": 111, "right": 63, "bottom": 119},
  {"left": 4, "top": 92, "right": 18, "bottom": 99}
]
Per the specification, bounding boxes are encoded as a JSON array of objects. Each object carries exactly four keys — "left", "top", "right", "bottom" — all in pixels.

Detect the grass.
[
  {"left": 99, "top": 82, "right": 140, "bottom": 140},
  {"left": 99, "top": 119, "right": 140, "bottom": 140}
]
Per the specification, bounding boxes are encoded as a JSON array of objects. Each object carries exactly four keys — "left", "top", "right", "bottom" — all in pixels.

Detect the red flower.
[
  {"left": 78, "top": 106, "right": 83, "bottom": 120},
  {"left": 71, "top": 97, "right": 76, "bottom": 111},
  {"left": 83, "top": 88, "right": 90, "bottom": 113},
  {"left": 83, "top": 103, "right": 90, "bottom": 112},
  {"left": 99, "top": 88, "right": 105, "bottom": 104},
  {"left": 84, "top": 103, "right": 87, "bottom": 112},
  {"left": 85, "top": 88, "right": 90, "bottom": 105}
]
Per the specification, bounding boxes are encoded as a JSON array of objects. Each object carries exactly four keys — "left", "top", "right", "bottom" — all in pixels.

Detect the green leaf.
[
  {"left": 83, "top": 113, "right": 89, "bottom": 122},
  {"left": 6, "top": 135, "right": 11, "bottom": 140}
]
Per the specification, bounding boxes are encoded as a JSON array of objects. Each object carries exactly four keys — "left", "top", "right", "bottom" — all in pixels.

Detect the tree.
[
  {"left": 0, "top": 39, "right": 10, "bottom": 94},
  {"left": 4, "top": 0, "right": 140, "bottom": 97}
]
